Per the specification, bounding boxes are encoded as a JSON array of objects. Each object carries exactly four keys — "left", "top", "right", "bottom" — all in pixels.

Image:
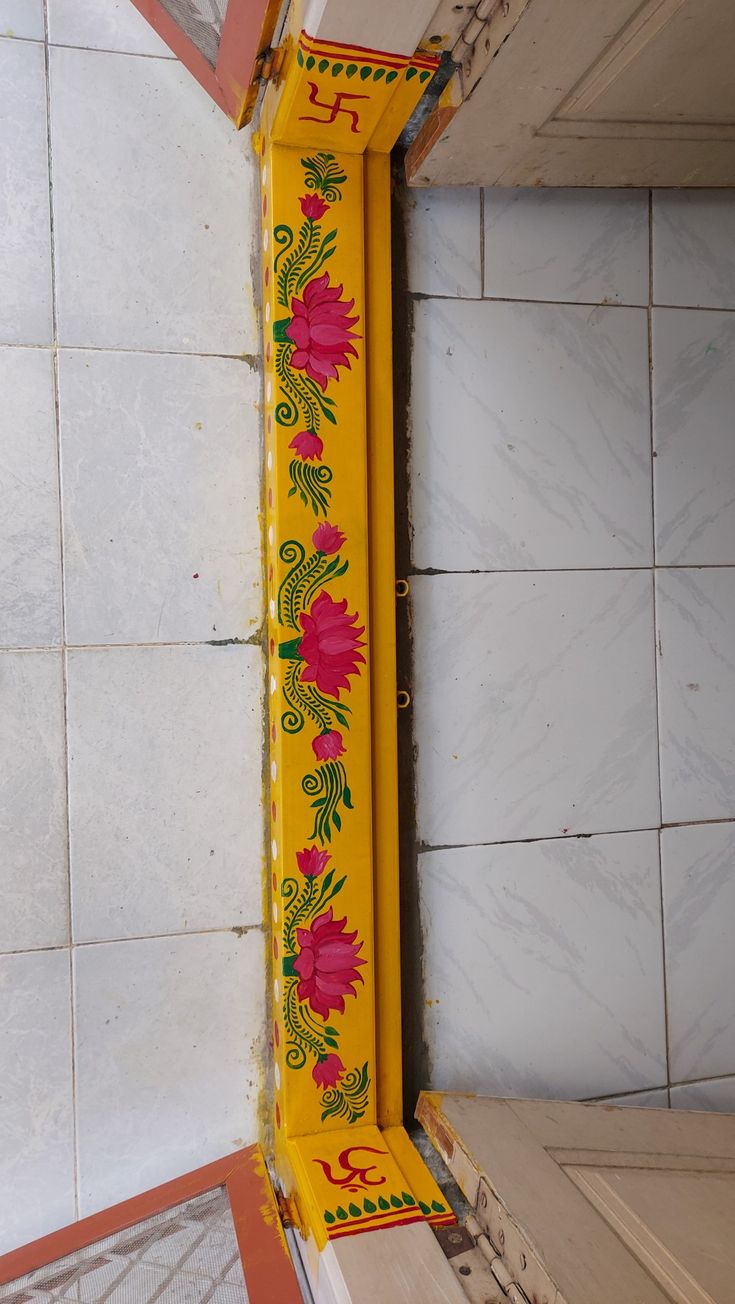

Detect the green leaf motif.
[
  {"left": 345, "top": 63, "right": 357, "bottom": 77},
  {"left": 318, "top": 58, "right": 329, "bottom": 72},
  {"left": 378, "top": 1196, "right": 390, "bottom": 1211},
  {"left": 306, "top": 54, "right": 315, "bottom": 70},
  {"left": 431, "top": 1200, "right": 446, "bottom": 1213},
  {"left": 385, "top": 70, "right": 397, "bottom": 83},
  {"left": 390, "top": 1195, "right": 403, "bottom": 1209},
  {"left": 359, "top": 65, "right": 371, "bottom": 80},
  {"left": 336, "top": 1206, "right": 348, "bottom": 1221},
  {"left": 324, "top": 1210, "right": 335, "bottom": 1224},
  {"left": 418, "top": 1201, "right": 431, "bottom": 1216},
  {"left": 406, "top": 66, "right": 417, "bottom": 80},
  {"left": 331, "top": 62, "right": 343, "bottom": 76},
  {"left": 402, "top": 1192, "right": 416, "bottom": 1206},
  {"left": 373, "top": 67, "right": 385, "bottom": 81},
  {"left": 348, "top": 1203, "right": 361, "bottom": 1218},
  {"left": 364, "top": 1199, "right": 376, "bottom": 1213}
]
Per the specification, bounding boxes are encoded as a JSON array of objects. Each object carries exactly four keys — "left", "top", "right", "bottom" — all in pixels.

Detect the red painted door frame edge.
[{"left": 0, "top": 1146, "right": 302, "bottom": 1302}]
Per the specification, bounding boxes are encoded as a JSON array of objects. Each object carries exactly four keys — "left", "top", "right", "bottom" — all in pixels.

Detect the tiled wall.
[
  {"left": 405, "top": 185, "right": 735, "bottom": 1115},
  {"left": 0, "top": 1, "right": 265, "bottom": 1252}
]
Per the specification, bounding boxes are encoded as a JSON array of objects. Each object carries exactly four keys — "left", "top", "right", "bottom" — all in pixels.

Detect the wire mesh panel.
[
  {"left": 0, "top": 1188, "right": 250, "bottom": 1303},
  {"left": 156, "top": 0, "right": 228, "bottom": 66}
]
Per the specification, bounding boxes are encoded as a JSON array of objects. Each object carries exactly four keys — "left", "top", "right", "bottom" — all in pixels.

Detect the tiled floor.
[
  {"left": 405, "top": 185, "right": 735, "bottom": 1113},
  {"left": 0, "top": 7, "right": 264, "bottom": 1253}
]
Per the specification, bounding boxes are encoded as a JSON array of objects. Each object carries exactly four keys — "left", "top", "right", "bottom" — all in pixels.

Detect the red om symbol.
[{"left": 313, "top": 1146, "right": 388, "bottom": 1193}]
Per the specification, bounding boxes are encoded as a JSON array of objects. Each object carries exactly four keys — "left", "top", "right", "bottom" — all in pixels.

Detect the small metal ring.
[
  {"left": 395, "top": 578, "right": 410, "bottom": 598},
  {"left": 397, "top": 690, "right": 411, "bottom": 709}
]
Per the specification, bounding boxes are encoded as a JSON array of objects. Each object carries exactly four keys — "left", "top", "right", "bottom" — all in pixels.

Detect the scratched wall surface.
[{"left": 0, "top": 1, "right": 266, "bottom": 1253}]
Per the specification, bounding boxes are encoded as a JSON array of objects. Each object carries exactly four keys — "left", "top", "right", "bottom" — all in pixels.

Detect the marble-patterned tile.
[
  {"left": 75, "top": 930, "right": 265, "bottom": 1216},
  {"left": 656, "top": 568, "right": 735, "bottom": 823},
  {"left": 0, "top": 652, "right": 68, "bottom": 954},
  {"left": 653, "top": 309, "right": 735, "bottom": 566},
  {"left": 59, "top": 350, "right": 261, "bottom": 645},
  {"left": 0, "top": 39, "right": 53, "bottom": 345},
  {"left": 0, "top": 0, "right": 44, "bottom": 39},
  {"left": 67, "top": 645, "right": 263, "bottom": 942},
  {"left": 662, "top": 821, "right": 735, "bottom": 1084},
  {"left": 49, "top": 47, "right": 258, "bottom": 354},
  {"left": 0, "top": 348, "right": 62, "bottom": 647},
  {"left": 410, "top": 300, "right": 652, "bottom": 572},
  {"left": 653, "top": 190, "right": 735, "bottom": 309},
  {"left": 596, "top": 1088, "right": 669, "bottom": 1108},
  {"left": 419, "top": 832, "right": 666, "bottom": 1100},
  {"left": 670, "top": 1077, "right": 735, "bottom": 1113},
  {"left": 0, "top": 949, "right": 74, "bottom": 1253},
  {"left": 412, "top": 570, "right": 659, "bottom": 847},
  {"left": 484, "top": 188, "right": 649, "bottom": 306},
  {"left": 404, "top": 187, "right": 481, "bottom": 298},
  {"left": 48, "top": 0, "right": 175, "bottom": 55}
]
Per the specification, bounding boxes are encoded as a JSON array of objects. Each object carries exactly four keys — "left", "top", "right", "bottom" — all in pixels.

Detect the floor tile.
[
  {"left": 49, "top": 47, "right": 258, "bottom": 354},
  {"left": 662, "top": 821, "right": 735, "bottom": 1083},
  {"left": 657, "top": 569, "right": 735, "bottom": 823},
  {"left": 410, "top": 300, "right": 652, "bottom": 571},
  {"left": 48, "top": 0, "right": 175, "bottom": 55},
  {"left": 0, "top": 39, "right": 52, "bottom": 345},
  {"left": 484, "top": 188, "right": 649, "bottom": 306},
  {"left": 653, "top": 308, "right": 735, "bottom": 565},
  {"left": 597, "top": 1088, "right": 669, "bottom": 1108},
  {"left": 670, "top": 1077, "right": 735, "bottom": 1113},
  {"left": 412, "top": 570, "right": 659, "bottom": 846},
  {"left": 0, "top": 0, "right": 44, "bottom": 39},
  {"left": 75, "top": 930, "right": 265, "bottom": 1216},
  {"left": 0, "top": 949, "right": 74, "bottom": 1253},
  {"left": 419, "top": 832, "right": 666, "bottom": 1100},
  {"left": 404, "top": 187, "right": 481, "bottom": 298},
  {"left": 68, "top": 645, "right": 263, "bottom": 942},
  {"left": 0, "top": 652, "right": 67, "bottom": 954},
  {"left": 59, "top": 350, "right": 261, "bottom": 645},
  {"left": 653, "top": 190, "right": 735, "bottom": 309},
  {"left": 0, "top": 348, "right": 62, "bottom": 647}
]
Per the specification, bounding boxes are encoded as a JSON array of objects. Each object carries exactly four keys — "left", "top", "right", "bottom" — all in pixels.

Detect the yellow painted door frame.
[{"left": 257, "top": 10, "right": 454, "bottom": 1253}]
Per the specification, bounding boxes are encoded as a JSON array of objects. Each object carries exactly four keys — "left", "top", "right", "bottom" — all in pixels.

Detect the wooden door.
[
  {"left": 407, "top": 0, "right": 735, "bottom": 187},
  {"left": 419, "top": 1092, "right": 735, "bottom": 1304}
]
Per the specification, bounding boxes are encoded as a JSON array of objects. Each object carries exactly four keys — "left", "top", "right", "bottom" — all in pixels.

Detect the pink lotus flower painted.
[
  {"left": 286, "top": 273, "right": 360, "bottom": 392},
  {"left": 312, "top": 730, "right": 345, "bottom": 761},
  {"left": 312, "top": 1053, "right": 345, "bottom": 1088},
  {"left": 294, "top": 908, "right": 365, "bottom": 1020},
  {"left": 298, "top": 590, "right": 365, "bottom": 699},
  {"left": 289, "top": 430, "right": 323, "bottom": 461},
  {"left": 300, "top": 193, "right": 329, "bottom": 221},
  {"left": 312, "top": 521, "right": 345, "bottom": 555},
  {"left": 296, "top": 846, "right": 331, "bottom": 878}
]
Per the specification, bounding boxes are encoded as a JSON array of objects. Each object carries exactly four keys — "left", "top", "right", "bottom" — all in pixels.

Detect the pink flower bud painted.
[
  {"left": 312, "top": 521, "right": 346, "bottom": 555},
  {"left": 311, "top": 730, "right": 346, "bottom": 761},
  {"left": 312, "top": 1053, "right": 345, "bottom": 1088},
  {"left": 299, "top": 193, "right": 329, "bottom": 221},
  {"left": 289, "top": 429, "right": 324, "bottom": 461},
  {"left": 296, "top": 846, "right": 331, "bottom": 878}
]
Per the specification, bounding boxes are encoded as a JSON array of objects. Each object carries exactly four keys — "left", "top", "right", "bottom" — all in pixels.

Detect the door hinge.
[
  {"left": 466, "top": 1214, "right": 531, "bottom": 1304},
  {"left": 255, "top": 45, "right": 284, "bottom": 84},
  {"left": 451, "top": 0, "right": 509, "bottom": 62}
]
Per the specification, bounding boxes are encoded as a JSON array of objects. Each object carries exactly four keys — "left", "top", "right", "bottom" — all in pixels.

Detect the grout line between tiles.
[
  {"left": 479, "top": 187, "right": 485, "bottom": 299},
  {"left": 409, "top": 563, "right": 735, "bottom": 577},
  {"left": 0, "top": 924, "right": 266, "bottom": 958},
  {"left": 409, "top": 291, "right": 735, "bottom": 314},
  {"left": 417, "top": 814, "right": 735, "bottom": 856},
  {"left": 0, "top": 32, "right": 176, "bottom": 61},
  {"left": 0, "top": 340, "right": 259, "bottom": 364},
  {"left": 42, "top": 0, "right": 79, "bottom": 1223}
]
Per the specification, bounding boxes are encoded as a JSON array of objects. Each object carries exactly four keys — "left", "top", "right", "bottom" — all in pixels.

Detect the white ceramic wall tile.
[
  {"left": 0, "top": 0, "right": 44, "bottom": 39},
  {"left": 662, "top": 821, "right": 735, "bottom": 1084},
  {"left": 0, "top": 348, "right": 62, "bottom": 647},
  {"left": 59, "top": 350, "right": 262, "bottom": 645},
  {"left": 0, "top": 40, "right": 52, "bottom": 345},
  {"left": 404, "top": 188, "right": 481, "bottom": 298},
  {"left": 412, "top": 570, "right": 659, "bottom": 847},
  {"left": 653, "top": 308, "right": 735, "bottom": 566},
  {"left": 656, "top": 568, "right": 735, "bottom": 823},
  {"left": 484, "top": 188, "right": 649, "bottom": 306},
  {"left": 597, "top": 1088, "right": 669, "bottom": 1108},
  {"left": 0, "top": 950, "right": 74, "bottom": 1253},
  {"left": 410, "top": 300, "right": 652, "bottom": 572},
  {"left": 68, "top": 645, "right": 263, "bottom": 942},
  {"left": 653, "top": 191, "right": 735, "bottom": 309},
  {"left": 670, "top": 1077, "right": 735, "bottom": 1113},
  {"left": 49, "top": 47, "right": 258, "bottom": 354},
  {"left": 0, "top": 652, "right": 67, "bottom": 953},
  {"left": 419, "top": 832, "right": 666, "bottom": 1100},
  {"left": 75, "top": 930, "right": 265, "bottom": 1216},
  {"left": 48, "top": 0, "right": 175, "bottom": 56}
]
